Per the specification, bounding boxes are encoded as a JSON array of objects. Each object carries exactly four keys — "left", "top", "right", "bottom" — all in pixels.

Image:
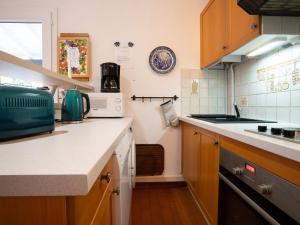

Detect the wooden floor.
[{"left": 131, "top": 183, "right": 207, "bottom": 225}]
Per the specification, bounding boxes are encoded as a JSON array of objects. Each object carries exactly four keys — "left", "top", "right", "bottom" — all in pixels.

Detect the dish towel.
[{"left": 160, "top": 100, "right": 179, "bottom": 127}]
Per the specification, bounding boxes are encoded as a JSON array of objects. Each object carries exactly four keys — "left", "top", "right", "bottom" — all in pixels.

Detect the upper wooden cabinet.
[
  {"left": 201, "top": 0, "right": 229, "bottom": 67},
  {"left": 200, "top": 0, "right": 260, "bottom": 68},
  {"left": 228, "top": 0, "right": 260, "bottom": 52}
]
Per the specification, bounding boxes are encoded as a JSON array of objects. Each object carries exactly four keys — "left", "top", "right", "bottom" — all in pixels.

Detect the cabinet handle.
[
  {"left": 193, "top": 131, "right": 198, "bottom": 135},
  {"left": 100, "top": 172, "right": 112, "bottom": 183},
  {"left": 221, "top": 45, "right": 227, "bottom": 50},
  {"left": 112, "top": 187, "right": 120, "bottom": 196},
  {"left": 213, "top": 140, "right": 219, "bottom": 145},
  {"left": 250, "top": 23, "right": 258, "bottom": 30}
]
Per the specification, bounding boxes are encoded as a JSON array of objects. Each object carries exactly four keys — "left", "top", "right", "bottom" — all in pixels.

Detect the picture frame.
[{"left": 57, "top": 33, "right": 90, "bottom": 81}]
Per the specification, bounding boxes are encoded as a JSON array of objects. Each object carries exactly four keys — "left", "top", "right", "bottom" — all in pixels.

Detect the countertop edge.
[{"left": 0, "top": 118, "right": 133, "bottom": 197}]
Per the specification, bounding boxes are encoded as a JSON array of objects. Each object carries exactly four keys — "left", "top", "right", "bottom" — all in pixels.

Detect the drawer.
[{"left": 67, "top": 158, "right": 113, "bottom": 225}]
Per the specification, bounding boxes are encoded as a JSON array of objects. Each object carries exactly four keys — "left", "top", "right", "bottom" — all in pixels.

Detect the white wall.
[
  {"left": 0, "top": 0, "right": 208, "bottom": 180},
  {"left": 231, "top": 44, "right": 300, "bottom": 124}
]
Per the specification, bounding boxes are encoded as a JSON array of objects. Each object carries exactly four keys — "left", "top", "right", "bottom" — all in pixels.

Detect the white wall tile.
[
  {"left": 200, "top": 97, "right": 208, "bottom": 106},
  {"left": 199, "top": 79, "right": 209, "bottom": 89},
  {"left": 256, "top": 107, "right": 266, "bottom": 120},
  {"left": 291, "top": 107, "right": 300, "bottom": 124},
  {"left": 209, "top": 106, "right": 218, "bottom": 114},
  {"left": 256, "top": 94, "right": 267, "bottom": 107},
  {"left": 266, "top": 93, "right": 277, "bottom": 107},
  {"left": 180, "top": 68, "right": 226, "bottom": 116},
  {"left": 266, "top": 107, "right": 277, "bottom": 121},
  {"left": 200, "top": 88, "right": 208, "bottom": 97},
  {"left": 291, "top": 90, "right": 300, "bottom": 106},
  {"left": 209, "top": 97, "right": 218, "bottom": 107},
  {"left": 277, "top": 107, "right": 290, "bottom": 123},
  {"left": 277, "top": 91, "right": 291, "bottom": 107},
  {"left": 199, "top": 107, "right": 209, "bottom": 114},
  {"left": 209, "top": 79, "right": 218, "bottom": 88},
  {"left": 230, "top": 44, "right": 300, "bottom": 123},
  {"left": 247, "top": 95, "right": 257, "bottom": 106},
  {"left": 209, "top": 88, "right": 218, "bottom": 98}
]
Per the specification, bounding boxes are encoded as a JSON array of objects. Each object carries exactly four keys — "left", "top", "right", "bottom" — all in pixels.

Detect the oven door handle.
[{"left": 219, "top": 173, "right": 280, "bottom": 225}]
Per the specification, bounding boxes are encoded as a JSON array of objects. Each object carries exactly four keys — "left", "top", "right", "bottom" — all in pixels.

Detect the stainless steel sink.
[{"left": 189, "top": 114, "right": 277, "bottom": 124}]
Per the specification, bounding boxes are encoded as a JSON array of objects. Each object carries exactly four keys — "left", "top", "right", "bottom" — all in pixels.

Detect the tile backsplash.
[
  {"left": 181, "top": 69, "right": 226, "bottom": 116},
  {"left": 231, "top": 44, "right": 300, "bottom": 123}
]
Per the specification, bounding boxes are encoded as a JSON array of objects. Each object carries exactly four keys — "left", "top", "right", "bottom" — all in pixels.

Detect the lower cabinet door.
[
  {"left": 198, "top": 133, "right": 219, "bottom": 225},
  {"left": 91, "top": 181, "right": 113, "bottom": 225},
  {"left": 182, "top": 123, "right": 201, "bottom": 197}
]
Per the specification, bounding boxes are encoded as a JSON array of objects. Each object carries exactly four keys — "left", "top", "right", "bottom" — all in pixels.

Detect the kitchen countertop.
[
  {"left": 0, "top": 118, "right": 133, "bottom": 197},
  {"left": 180, "top": 116, "right": 300, "bottom": 163}
]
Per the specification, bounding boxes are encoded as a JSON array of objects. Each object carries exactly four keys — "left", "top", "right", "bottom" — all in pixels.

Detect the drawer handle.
[
  {"left": 112, "top": 188, "right": 120, "bottom": 196},
  {"left": 213, "top": 140, "right": 219, "bottom": 145},
  {"left": 100, "top": 172, "right": 112, "bottom": 183}
]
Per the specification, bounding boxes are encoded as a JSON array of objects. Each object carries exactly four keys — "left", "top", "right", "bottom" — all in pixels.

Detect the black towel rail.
[{"left": 131, "top": 95, "right": 179, "bottom": 103}]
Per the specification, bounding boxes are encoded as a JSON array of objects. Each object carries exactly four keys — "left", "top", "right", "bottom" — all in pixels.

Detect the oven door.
[{"left": 218, "top": 168, "right": 299, "bottom": 225}]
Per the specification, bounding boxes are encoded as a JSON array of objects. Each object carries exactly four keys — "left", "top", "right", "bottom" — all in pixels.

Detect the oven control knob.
[
  {"left": 232, "top": 167, "right": 244, "bottom": 176},
  {"left": 258, "top": 184, "right": 272, "bottom": 195},
  {"left": 115, "top": 98, "right": 121, "bottom": 103},
  {"left": 115, "top": 106, "right": 121, "bottom": 111}
]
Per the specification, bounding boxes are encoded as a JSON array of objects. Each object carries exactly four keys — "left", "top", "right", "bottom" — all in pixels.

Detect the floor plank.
[{"left": 131, "top": 183, "right": 207, "bottom": 225}]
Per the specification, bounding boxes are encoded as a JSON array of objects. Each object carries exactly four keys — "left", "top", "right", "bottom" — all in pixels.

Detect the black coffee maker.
[{"left": 101, "top": 62, "right": 120, "bottom": 92}]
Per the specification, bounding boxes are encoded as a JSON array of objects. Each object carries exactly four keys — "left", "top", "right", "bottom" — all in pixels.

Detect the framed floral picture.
[{"left": 57, "top": 33, "right": 90, "bottom": 81}]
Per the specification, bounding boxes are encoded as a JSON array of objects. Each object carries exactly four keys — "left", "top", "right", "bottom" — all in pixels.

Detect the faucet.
[{"left": 233, "top": 103, "right": 240, "bottom": 118}]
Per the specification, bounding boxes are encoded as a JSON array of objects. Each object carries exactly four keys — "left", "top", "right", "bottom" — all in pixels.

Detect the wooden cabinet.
[
  {"left": 182, "top": 122, "right": 200, "bottom": 198},
  {"left": 91, "top": 181, "right": 112, "bottom": 225},
  {"left": 201, "top": 0, "right": 229, "bottom": 67},
  {"left": 67, "top": 159, "right": 113, "bottom": 225},
  {"left": 228, "top": 0, "right": 260, "bottom": 52},
  {"left": 182, "top": 124, "right": 200, "bottom": 198},
  {"left": 182, "top": 123, "right": 219, "bottom": 225},
  {"left": 198, "top": 130, "right": 219, "bottom": 225},
  {"left": 200, "top": 0, "right": 260, "bottom": 68},
  {"left": 0, "top": 158, "right": 114, "bottom": 225}
]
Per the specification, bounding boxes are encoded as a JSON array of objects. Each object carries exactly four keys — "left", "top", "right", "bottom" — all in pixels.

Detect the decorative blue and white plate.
[{"left": 149, "top": 46, "right": 176, "bottom": 74}]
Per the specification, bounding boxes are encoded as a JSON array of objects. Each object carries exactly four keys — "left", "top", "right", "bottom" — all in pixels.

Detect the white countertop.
[
  {"left": 0, "top": 118, "right": 133, "bottom": 196},
  {"left": 180, "top": 116, "right": 300, "bottom": 163}
]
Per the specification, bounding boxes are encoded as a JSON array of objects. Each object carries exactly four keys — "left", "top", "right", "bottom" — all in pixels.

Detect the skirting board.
[{"left": 135, "top": 175, "right": 184, "bottom": 183}]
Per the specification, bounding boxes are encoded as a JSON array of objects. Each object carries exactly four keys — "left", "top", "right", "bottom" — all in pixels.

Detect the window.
[
  {"left": 0, "top": 22, "right": 43, "bottom": 66},
  {"left": 0, "top": 6, "right": 57, "bottom": 70}
]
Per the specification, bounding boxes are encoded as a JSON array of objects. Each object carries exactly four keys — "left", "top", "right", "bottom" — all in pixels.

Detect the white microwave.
[{"left": 87, "top": 93, "right": 124, "bottom": 118}]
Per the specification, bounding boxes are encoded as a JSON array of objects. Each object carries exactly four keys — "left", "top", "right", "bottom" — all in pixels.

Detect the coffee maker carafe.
[{"left": 101, "top": 62, "right": 120, "bottom": 92}]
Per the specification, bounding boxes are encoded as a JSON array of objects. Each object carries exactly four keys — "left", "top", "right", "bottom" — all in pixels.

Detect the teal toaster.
[{"left": 0, "top": 85, "right": 55, "bottom": 141}]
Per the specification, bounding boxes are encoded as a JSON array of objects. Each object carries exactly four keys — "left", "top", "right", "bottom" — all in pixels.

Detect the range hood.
[
  {"left": 238, "top": 0, "right": 300, "bottom": 16},
  {"left": 207, "top": 16, "right": 300, "bottom": 69}
]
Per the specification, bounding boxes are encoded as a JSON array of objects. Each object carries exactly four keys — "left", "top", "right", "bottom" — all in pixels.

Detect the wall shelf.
[{"left": 0, "top": 51, "right": 94, "bottom": 91}]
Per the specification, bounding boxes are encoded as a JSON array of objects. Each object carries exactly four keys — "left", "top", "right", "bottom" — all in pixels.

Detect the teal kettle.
[{"left": 61, "top": 89, "right": 90, "bottom": 123}]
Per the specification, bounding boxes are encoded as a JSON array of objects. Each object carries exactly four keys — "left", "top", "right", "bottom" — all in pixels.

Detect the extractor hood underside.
[{"left": 238, "top": 0, "right": 300, "bottom": 16}]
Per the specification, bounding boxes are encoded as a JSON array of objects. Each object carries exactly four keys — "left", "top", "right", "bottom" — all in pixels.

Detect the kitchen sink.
[{"left": 189, "top": 114, "right": 277, "bottom": 124}]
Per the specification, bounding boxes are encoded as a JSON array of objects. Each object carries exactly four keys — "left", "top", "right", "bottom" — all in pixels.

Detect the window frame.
[{"left": 0, "top": 6, "right": 57, "bottom": 71}]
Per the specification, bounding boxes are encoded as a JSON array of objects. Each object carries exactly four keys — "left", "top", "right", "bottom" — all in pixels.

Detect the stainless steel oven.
[{"left": 218, "top": 148, "right": 300, "bottom": 225}]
